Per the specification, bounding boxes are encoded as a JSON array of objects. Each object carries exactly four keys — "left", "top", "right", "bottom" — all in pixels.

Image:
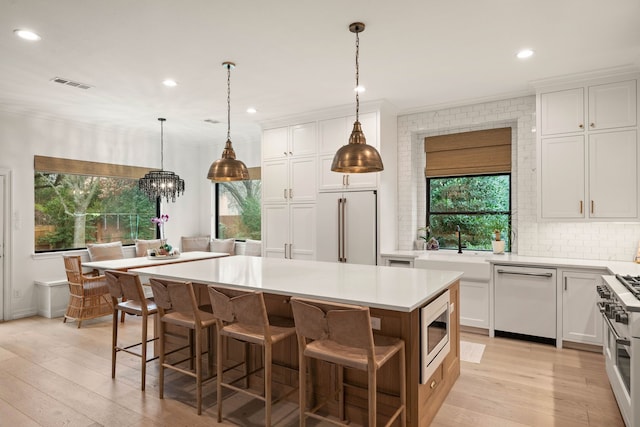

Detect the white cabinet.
[
  {"left": 318, "top": 112, "right": 379, "bottom": 191},
  {"left": 262, "top": 122, "right": 317, "bottom": 259},
  {"left": 263, "top": 203, "right": 316, "bottom": 260},
  {"left": 263, "top": 123, "right": 316, "bottom": 160},
  {"left": 589, "top": 130, "right": 638, "bottom": 218},
  {"left": 561, "top": 270, "right": 604, "bottom": 346},
  {"left": 460, "top": 280, "right": 490, "bottom": 329},
  {"left": 540, "top": 80, "right": 636, "bottom": 136},
  {"left": 540, "top": 135, "right": 585, "bottom": 218},
  {"left": 262, "top": 157, "right": 316, "bottom": 204},
  {"left": 588, "top": 80, "right": 637, "bottom": 131},
  {"left": 540, "top": 88, "right": 585, "bottom": 135},
  {"left": 538, "top": 77, "right": 639, "bottom": 220}
]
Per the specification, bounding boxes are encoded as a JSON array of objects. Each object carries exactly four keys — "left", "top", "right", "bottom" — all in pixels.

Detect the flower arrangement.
[
  {"left": 150, "top": 214, "right": 175, "bottom": 255},
  {"left": 151, "top": 214, "right": 169, "bottom": 240}
]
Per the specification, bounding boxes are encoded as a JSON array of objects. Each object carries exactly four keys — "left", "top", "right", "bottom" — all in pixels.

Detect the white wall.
[
  {"left": 397, "top": 95, "right": 640, "bottom": 261},
  {"left": 0, "top": 111, "right": 215, "bottom": 319}
]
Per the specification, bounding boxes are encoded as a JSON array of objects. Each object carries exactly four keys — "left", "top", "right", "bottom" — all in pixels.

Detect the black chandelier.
[{"left": 139, "top": 118, "right": 185, "bottom": 202}]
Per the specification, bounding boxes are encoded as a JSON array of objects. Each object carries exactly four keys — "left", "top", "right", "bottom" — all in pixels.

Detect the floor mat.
[{"left": 460, "top": 340, "right": 485, "bottom": 363}]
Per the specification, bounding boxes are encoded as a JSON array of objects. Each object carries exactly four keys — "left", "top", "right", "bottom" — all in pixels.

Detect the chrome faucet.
[{"left": 456, "top": 225, "right": 465, "bottom": 254}]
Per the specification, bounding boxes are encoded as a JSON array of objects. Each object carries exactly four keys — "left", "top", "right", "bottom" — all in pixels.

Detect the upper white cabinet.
[
  {"left": 537, "top": 76, "right": 639, "bottom": 220},
  {"left": 263, "top": 123, "right": 316, "bottom": 160},
  {"left": 540, "top": 88, "right": 585, "bottom": 135},
  {"left": 318, "top": 111, "right": 379, "bottom": 191},
  {"left": 262, "top": 123, "right": 317, "bottom": 204},
  {"left": 589, "top": 80, "right": 637, "bottom": 131},
  {"left": 540, "top": 80, "right": 636, "bottom": 136}
]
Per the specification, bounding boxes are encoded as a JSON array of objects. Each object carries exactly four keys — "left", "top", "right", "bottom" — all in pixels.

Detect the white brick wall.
[{"left": 397, "top": 95, "right": 640, "bottom": 262}]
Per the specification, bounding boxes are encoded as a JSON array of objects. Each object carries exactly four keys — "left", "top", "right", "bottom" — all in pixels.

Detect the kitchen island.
[{"left": 132, "top": 256, "right": 462, "bottom": 426}]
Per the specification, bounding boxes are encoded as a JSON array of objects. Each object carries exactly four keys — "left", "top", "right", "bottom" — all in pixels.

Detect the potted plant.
[{"left": 492, "top": 229, "right": 505, "bottom": 254}]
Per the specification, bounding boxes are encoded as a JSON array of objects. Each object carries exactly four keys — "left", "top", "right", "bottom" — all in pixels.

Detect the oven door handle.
[{"left": 601, "top": 310, "right": 631, "bottom": 346}]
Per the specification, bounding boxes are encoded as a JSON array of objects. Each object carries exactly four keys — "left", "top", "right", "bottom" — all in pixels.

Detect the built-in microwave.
[{"left": 421, "top": 289, "right": 451, "bottom": 384}]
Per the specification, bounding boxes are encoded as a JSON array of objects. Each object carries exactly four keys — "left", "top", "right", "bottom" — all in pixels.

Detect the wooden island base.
[{"left": 240, "top": 281, "right": 461, "bottom": 426}]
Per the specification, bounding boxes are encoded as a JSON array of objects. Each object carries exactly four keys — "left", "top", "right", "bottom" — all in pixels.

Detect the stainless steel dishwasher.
[{"left": 494, "top": 265, "right": 557, "bottom": 340}]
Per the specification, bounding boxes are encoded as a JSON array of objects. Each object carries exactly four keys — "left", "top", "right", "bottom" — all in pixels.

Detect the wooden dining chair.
[
  {"left": 104, "top": 270, "right": 158, "bottom": 391},
  {"left": 290, "top": 297, "right": 406, "bottom": 427},
  {"left": 149, "top": 278, "right": 217, "bottom": 415},
  {"left": 207, "top": 286, "right": 297, "bottom": 427},
  {"left": 62, "top": 255, "right": 112, "bottom": 328}
]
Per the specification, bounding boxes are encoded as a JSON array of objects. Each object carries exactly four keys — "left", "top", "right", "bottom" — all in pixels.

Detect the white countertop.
[
  {"left": 131, "top": 256, "right": 463, "bottom": 312},
  {"left": 382, "top": 250, "right": 640, "bottom": 275},
  {"left": 82, "top": 251, "right": 229, "bottom": 271}
]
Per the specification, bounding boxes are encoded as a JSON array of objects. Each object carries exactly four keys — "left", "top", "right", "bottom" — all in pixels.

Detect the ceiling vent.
[{"left": 50, "top": 77, "right": 92, "bottom": 90}]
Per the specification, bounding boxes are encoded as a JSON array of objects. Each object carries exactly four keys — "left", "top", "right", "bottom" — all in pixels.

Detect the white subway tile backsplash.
[{"left": 396, "top": 94, "right": 640, "bottom": 261}]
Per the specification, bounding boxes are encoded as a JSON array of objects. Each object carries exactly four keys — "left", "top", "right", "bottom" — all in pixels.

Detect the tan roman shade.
[
  {"left": 424, "top": 127, "right": 512, "bottom": 177},
  {"left": 34, "top": 156, "right": 153, "bottom": 179},
  {"left": 247, "top": 166, "right": 261, "bottom": 180}
]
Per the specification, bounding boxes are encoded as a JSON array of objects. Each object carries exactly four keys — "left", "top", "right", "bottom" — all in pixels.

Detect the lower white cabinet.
[
  {"left": 561, "top": 269, "right": 604, "bottom": 346},
  {"left": 263, "top": 203, "right": 316, "bottom": 260},
  {"left": 460, "top": 280, "right": 489, "bottom": 329}
]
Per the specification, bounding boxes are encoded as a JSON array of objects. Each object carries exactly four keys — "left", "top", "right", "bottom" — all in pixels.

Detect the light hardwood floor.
[{"left": 0, "top": 316, "right": 624, "bottom": 427}]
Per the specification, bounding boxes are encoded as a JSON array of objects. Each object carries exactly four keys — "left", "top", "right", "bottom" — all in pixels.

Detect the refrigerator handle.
[
  {"left": 341, "top": 197, "right": 347, "bottom": 263},
  {"left": 337, "top": 198, "right": 342, "bottom": 262}
]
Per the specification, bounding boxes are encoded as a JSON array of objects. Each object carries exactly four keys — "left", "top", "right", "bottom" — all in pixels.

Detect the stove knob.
[{"left": 615, "top": 311, "right": 629, "bottom": 325}]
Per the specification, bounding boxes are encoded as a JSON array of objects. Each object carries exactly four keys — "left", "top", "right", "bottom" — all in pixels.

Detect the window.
[
  {"left": 424, "top": 127, "right": 512, "bottom": 251},
  {"left": 215, "top": 168, "right": 261, "bottom": 240},
  {"left": 427, "top": 174, "right": 511, "bottom": 251},
  {"left": 34, "top": 156, "right": 157, "bottom": 252}
]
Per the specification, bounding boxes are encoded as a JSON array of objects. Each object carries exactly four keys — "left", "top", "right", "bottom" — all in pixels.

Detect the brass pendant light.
[
  {"left": 207, "top": 61, "right": 249, "bottom": 182},
  {"left": 139, "top": 118, "right": 185, "bottom": 202},
  {"left": 331, "top": 22, "right": 383, "bottom": 173}
]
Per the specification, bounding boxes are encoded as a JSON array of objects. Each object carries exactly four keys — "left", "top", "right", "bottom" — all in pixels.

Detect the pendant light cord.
[
  {"left": 355, "top": 29, "right": 360, "bottom": 122},
  {"left": 227, "top": 64, "right": 231, "bottom": 141},
  {"left": 159, "top": 118, "right": 165, "bottom": 170}
]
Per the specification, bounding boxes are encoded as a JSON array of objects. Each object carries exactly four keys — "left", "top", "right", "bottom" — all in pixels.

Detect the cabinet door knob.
[
  {"left": 590, "top": 123, "right": 595, "bottom": 128},
  {"left": 430, "top": 380, "right": 437, "bottom": 389},
  {"left": 579, "top": 200, "right": 583, "bottom": 214},
  {"left": 579, "top": 124, "right": 584, "bottom": 129},
  {"left": 284, "top": 189, "right": 287, "bottom": 199},
  {"left": 283, "top": 151, "right": 287, "bottom": 156},
  {"left": 591, "top": 200, "right": 594, "bottom": 214},
  {"left": 289, "top": 188, "right": 293, "bottom": 199}
]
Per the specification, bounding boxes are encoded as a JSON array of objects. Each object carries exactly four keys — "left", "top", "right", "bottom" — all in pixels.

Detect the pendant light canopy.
[
  {"left": 331, "top": 22, "right": 383, "bottom": 174},
  {"left": 139, "top": 118, "right": 185, "bottom": 203},
  {"left": 207, "top": 61, "right": 249, "bottom": 182}
]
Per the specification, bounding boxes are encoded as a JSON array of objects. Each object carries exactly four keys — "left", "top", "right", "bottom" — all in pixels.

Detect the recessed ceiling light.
[
  {"left": 246, "top": 107, "right": 257, "bottom": 114},
  {"left": 354, "top": 85, "right": 366, "bottom": 93},
  {"left": 162, "top": 79, "right": 177, "bottom": 87},
  {"left": 516, "top": 49, "right": 534, "bottom": 59},
  {"left": 14, "top": 29, "right": 41, "bottom": 41}
]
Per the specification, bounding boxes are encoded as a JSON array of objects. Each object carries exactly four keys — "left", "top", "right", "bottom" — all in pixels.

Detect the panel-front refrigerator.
[{"left": 316, "top": 190, "right": 377, "bottom": 265}]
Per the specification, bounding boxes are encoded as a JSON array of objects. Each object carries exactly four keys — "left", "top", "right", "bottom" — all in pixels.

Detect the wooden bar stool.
[
  {"left": 290, "top": 297, "right": 406, "bottom": 427},
  {"left": 149, "top": 278, "right": 217, "bottom": 415},
  {"left": 207, "top": 286, "right": 297, "bottom": 427},
  {"left": 104, "top": 270, "right": 158, "bottom": 391}
]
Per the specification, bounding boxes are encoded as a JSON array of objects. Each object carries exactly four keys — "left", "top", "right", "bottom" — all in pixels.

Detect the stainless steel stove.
[{"left": 598, "top": 275, "right": 640, "bottom": 427}]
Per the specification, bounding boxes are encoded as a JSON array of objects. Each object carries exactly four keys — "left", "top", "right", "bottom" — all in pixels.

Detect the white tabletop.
[
  {"left": 130, "top": 256, "right": 463, "bottom": 312},
  {"left": 82, "top": 251, "right": 229, "bottom": 272}
]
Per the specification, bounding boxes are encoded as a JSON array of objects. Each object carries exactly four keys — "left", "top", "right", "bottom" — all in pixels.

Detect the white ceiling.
[{"left": 1, "top": 0, "right": 639, "bottom": 147}]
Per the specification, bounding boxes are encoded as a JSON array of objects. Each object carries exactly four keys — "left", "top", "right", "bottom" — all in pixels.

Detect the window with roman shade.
[
  {"left": 34, "top": 156, "right": 158, "bottom": 252},
  {"left": 424, "top": 127, "right": 512, "bottom": 177},
  {"left": 424, "top": 128, "right": 512, "bottom": 252}
]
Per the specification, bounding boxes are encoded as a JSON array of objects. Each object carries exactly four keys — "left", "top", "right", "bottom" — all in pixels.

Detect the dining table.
[{"left": 81, "top": 250, "right": 229, "bottom": 273}]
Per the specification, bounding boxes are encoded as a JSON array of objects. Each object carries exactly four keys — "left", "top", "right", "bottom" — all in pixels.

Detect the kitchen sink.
[{"left": 414, "top": 251, "right": 491, "bottom": 281}]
